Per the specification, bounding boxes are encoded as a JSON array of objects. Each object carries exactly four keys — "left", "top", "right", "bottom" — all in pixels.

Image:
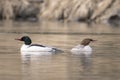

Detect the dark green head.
[{"left": 15, "top": 36, "right": 32, "bottom": 45}]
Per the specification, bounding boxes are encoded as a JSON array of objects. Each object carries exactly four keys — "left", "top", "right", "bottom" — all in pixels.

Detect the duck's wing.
[
  {"left": 31, "top": 44, "right": 63, "bottom": 53},
  {"left": 30, "top": 44, "right": 46, "bottom": 47}
]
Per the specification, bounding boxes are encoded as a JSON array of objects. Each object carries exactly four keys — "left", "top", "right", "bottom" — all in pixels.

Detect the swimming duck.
[
  {"left": 71, "top": 38, "right": 96, "bottom": 55},
  {"left": 15, "top": 36, "right": 60, "bottom": 53}
]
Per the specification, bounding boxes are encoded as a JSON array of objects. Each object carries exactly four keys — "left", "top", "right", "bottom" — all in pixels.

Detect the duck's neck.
[
  {"left": 24, "top": 41, "right": 32, "bottom": 45},
  {"left": 80, "top": 45, "right": 86, "bottom": 48}
]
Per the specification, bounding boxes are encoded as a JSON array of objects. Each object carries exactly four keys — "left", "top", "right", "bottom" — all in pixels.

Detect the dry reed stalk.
[
  {"left": 40, "top": 0, "right": 96, "bottom": 21},
  {"left": 0, "top": 0, "right": 30, "bottom": 20}
]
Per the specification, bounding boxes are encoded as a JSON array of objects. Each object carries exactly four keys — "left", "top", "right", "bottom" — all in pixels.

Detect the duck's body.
[
  {"left": 16, "top": 36, "right": 61, "bottom": 54},
  {"left": 21, "top": 44, "right": 55, "bottom": 52},
  {"left": 71, "top": 38, "right": 95, "bottom": 56},
  {"left": 71, "top": 44, "right": 92, "bottom": 52}
]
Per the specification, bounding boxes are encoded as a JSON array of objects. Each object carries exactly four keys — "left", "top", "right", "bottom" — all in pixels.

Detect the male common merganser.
[
  {"left": 15, "top": 36, "right": 61, "bottom": 53},
  {"left": 71, "top": 38, "right": 96, "bottom": 56}
]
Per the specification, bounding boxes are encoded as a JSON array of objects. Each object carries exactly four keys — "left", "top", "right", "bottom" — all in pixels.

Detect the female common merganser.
[
  {"left": 71, "top": 38, "right": 96, "bottom": 56},
  {"left": 15, "top": 36, "right": 61, "bottom": 53}
]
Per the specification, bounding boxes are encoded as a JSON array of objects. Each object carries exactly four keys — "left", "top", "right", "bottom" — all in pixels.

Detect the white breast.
[{"left": 71, "top": 45, "right": 92, "bottom": 56}]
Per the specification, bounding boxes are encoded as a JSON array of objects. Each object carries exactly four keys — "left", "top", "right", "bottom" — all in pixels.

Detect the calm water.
[{"left": 0, "top": 21, "right": 120, "bottom": 80}]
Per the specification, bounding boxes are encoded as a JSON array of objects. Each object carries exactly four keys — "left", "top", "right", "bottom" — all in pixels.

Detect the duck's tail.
[{"left": 52, "top": 48, "right": 64, "bottom": 53}]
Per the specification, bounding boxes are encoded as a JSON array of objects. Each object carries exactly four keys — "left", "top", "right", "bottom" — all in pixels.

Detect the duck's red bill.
[
  {"left": 92, "top": 40, "right": 97, "bottom": 42},
  {"left": 15, "top": 38, "right": 21, "bottom": 41}
]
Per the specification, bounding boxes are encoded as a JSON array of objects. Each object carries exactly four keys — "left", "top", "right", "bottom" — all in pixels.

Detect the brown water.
[{"left": 0, "top": 20, "right": 120, "bottom": 80}]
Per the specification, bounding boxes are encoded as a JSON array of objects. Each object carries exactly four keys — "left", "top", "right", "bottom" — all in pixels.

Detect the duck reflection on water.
[
  {"left": 21, "top": 52, "right": 54, "bottom": 64},
  {"left": 71, "top": 38, "right": 96, "bottom": 70}
]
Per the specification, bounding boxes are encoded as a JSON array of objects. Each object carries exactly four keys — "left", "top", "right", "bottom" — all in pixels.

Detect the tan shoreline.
[{"left": 0, "top": 0, "right": 120, "bottom": 24}]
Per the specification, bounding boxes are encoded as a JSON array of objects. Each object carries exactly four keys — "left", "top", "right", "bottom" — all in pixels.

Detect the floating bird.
[
  {"left": 71, "top": 38, "right": 96, "bottom": 56},
  {"left": 15, "top": 36, "right": 62, "bottom": 55}
]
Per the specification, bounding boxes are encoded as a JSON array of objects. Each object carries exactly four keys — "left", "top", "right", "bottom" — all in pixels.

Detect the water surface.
[{"left": 0, "top": 21, "right": 120, "bottom": 80}]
